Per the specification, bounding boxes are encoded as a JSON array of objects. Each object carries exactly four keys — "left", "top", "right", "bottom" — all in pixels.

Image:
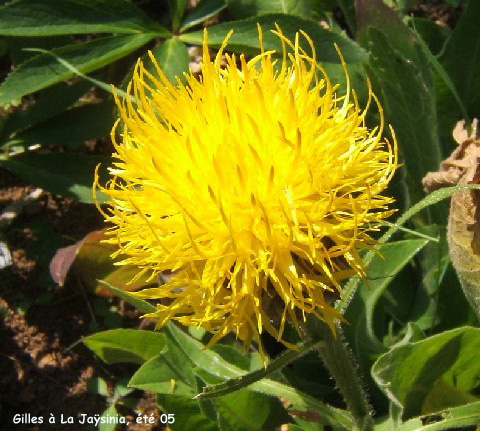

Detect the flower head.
[{"left": 96, "top": 25, "right": 397, "bottom": 358}]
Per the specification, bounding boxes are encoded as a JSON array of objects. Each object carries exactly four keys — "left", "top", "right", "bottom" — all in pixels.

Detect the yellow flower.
[{"left": 96, "top": 25, "right": 397, "bottom": 359}]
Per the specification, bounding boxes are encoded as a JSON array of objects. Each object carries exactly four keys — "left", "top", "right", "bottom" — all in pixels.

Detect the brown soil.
[
  {"left": 0, "top": 168, "right": 162, "bottom": 431},
  {"left": 409, "top": 0, "right": 466, "bottom": 29}
]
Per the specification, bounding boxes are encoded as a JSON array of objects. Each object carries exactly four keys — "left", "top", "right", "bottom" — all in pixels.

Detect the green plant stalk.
[{"left": 306, "top": 317, "right": 373, "bottom": 431}]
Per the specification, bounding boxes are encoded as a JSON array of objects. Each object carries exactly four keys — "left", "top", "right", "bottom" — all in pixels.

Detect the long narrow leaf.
[
  {"left": 97, "top": 280, "right": 155, "bottom": 314},
  {"left": 168, "top": 323, "right": 354, "bottom": 429},
  {"left": 394, "top": 400, "right": 480, "bottom": 431},
  {"left": 0, "top": 0, "right": 168, "bottom": 36},
  {"left": 180, "top": 13, "right": 367, "bottom": 63},
  {"left": 195, "top": 338, "right": 320, "bottom": 400},
  {"left": 180, "top": 0, "right": 226, "bottom": 32},
  {"left": 25, "top": 48, "right": 130, "bottom": 100},
  {"left": 411, "top": 22, "right": 470, "bottom": 125},
  {"left": 0, "top": 34, "right": 153, "bottom": 107},
  {"left": 338, "top": 184, "right": 480, "bottom": 314}
]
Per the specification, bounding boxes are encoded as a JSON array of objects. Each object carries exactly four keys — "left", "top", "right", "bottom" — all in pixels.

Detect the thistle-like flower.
[{"left": 96, "top": 25, "right": 397, "bottom": 358}]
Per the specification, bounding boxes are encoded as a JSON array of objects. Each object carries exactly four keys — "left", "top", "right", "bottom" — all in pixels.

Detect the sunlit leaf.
[
  {"left": 129, "top": 353, "right": 196, "bottom": 396},
  {"left": 167, "top": 323, "right": 354, "bottom": 429},
  {"left": 84, "top": 329, "right": 166, "bottom": 364},
  {"left": 180, "top": 0, "right": 227, "bottom": 32},
  {"left": 149, "top": 39, "right": 190, "bottom": 85},
  {"left": 180, "top": 13, "right": 368, "bottom": 63},
  {"left": 0, "top": 34, "right": 154, "bottom": 107},
  {"left": 226, "top": 0, "right": 311, "bottom": 19},
  {"left": 0, "top": 0, "right": 168, "bottom": 36},
  {"left": 96, "top": 280, "right": 156, "bottom": 314},
  {"left": 377, "top": 401, "right": 480, "bottom": 431},
  {"left": 372, "top": 326, "right": 480, "bottom": 419}
]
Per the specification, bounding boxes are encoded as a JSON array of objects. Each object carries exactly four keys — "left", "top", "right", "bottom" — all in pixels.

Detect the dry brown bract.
[
  {"left": 422, "top": 119, "right": 480, "bottom": 319},
  {"left": 422, "top": 119, "right": 480, "bottom": 193}
]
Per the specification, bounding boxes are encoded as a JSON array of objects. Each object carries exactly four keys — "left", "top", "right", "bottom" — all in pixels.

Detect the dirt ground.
[
  {"left": 0, "top": 167, "right": 164, "bottom": 431},
  {"left": 0, "top": 1, "right": 466, "bottom": 430}
]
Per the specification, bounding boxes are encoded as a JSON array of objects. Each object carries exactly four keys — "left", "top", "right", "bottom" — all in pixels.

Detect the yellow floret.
[{"left": 95, "top": 24, "right": 397, "bottom": 360}]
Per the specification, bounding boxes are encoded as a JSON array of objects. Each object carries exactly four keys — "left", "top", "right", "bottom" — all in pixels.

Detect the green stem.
[{"left": 306, "top": 317, "right": 373, "bottom": 431}]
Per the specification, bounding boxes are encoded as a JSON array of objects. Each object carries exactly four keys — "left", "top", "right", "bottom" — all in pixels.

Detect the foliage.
[{"left": 1, "top": 0, "right": 479, "bottom": 430}]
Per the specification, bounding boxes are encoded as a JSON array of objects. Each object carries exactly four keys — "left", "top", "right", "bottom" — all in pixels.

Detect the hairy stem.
[{"left": 306, "top": 317, "right": 373, "bottom": 431}]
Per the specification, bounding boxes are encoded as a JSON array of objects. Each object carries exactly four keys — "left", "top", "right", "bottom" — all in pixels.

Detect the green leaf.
[
  {"left": 394, "top": 400, "right": 480, "bottom": 431},
  {"left": 129, "top": 354, "right": 196, "bottom": 396},
  {"left": 412, "top": 25, "right": 469, "bottom": 135},
  {"left": 411, "top": 17, "right": 450, "bottom": 56},
  {"left": 372, "top": 327, "right": 480, "bottom": 420},
  {"left": 149, "top": 39, "right": 190, "bottom": 85},
  {"left": 436, "top": 0, "right": 480, "bottom": 152},
  {"left": 99, "top": 405, "right": 118, "bottom": 431},
  {"left": 217, "top": 410, "right": 237, "bottom": 431},
  {"left": 97, "top": 280, "right": 156, "bottom": 314},
  {"left": 0, "top": 33, "right": 154, "bottom": 107},
  {"left": 439, "top": 0, "right": 480, "bottom": 114},
  {"left": 29, "top": 48, "right": 131, "bottom": 100},
  {"left": 0, "top": 37, "right": 7, "bottom": 57},
  {"left": 345, "top": 239, "right": 430, "bottom": 356},
  {"left": 343, "top": 237, "right": 431, "bottom": 411},
  {"left": 180, "top": 0, "right": 227, "bottom": 33},
  {"left": 179, "top": 13, "right": 368, "bottom": 63},
  {"left": 211, "top": 344, "right": 251, "bottom": 372},
  {"left": 0, "top": 80, "right": 92, "bottom": 141},
  {"left": 129, "top": 334, "right": 197, "bottom": 396},
  {"left": 338, "top": 183, "right": 480, "bottom": 338},
  {"left": 0, "top": 0, "right": 169, "bottom": 36},
  {"left": 168, "top": 323, "right": 246, "bottom": 381},
  {"left": 215, "top": 389, "right": 271, "bottom": 431},
  {"left": 436, "top": 264, "right": 478, "bottom": 331},
  {"left": 405, "top": 227, "right": 449, "bottom": 330},
  {"left": 226, "top": 0, "right": 311, "bottom": 19},
  {"left": 310, "top": 0, "right": 337, "bottom": 10},
  {"left": 167, "top": 323, "right": 354, "bottom": 429},
  {"left": 367, "top": 226, "right": 450, "bottom": 339},
  {"left": 113, "top": 379, "right": 135, "bottom": 399},
  {"left": 168, "top": 0, "right": 188, "bottom": 31},
  {"left": 9, "top": 102, "right": 114, "bottom": 149},
  {"left": 87, "top": 376, "right": 110, "bottom": 397},
  {"left": 195, "top": 375, "right": 218, "bottom": 421},
  {"left": 156, "top": 394, "right": 218, "bottom": 431},
  {"left": 337, "top": 0, "right": 356, "bottom": 36},
  {"left": 6, "top": 35, "right": 72, "bottom": 66},
  {"left": 421, "top": 378, "right": 478, "bottom": 416},
  {"left": 196, "top": 338, "right": 319, "bottom": 400},
  {"left": 290, "top": 418, "right": 324, "bottom": 431},
  {"left": 83, "top": 329, "right": 166, "bottom": 365},
  {"left": 196, "top": 367, "right": 353, "bottom": 429},
  {"left": 356, "top": 0, "right": 442, "bottom": 208},
  {"left": 0, "top": 152, "right": 110, "bottom": 203}
]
